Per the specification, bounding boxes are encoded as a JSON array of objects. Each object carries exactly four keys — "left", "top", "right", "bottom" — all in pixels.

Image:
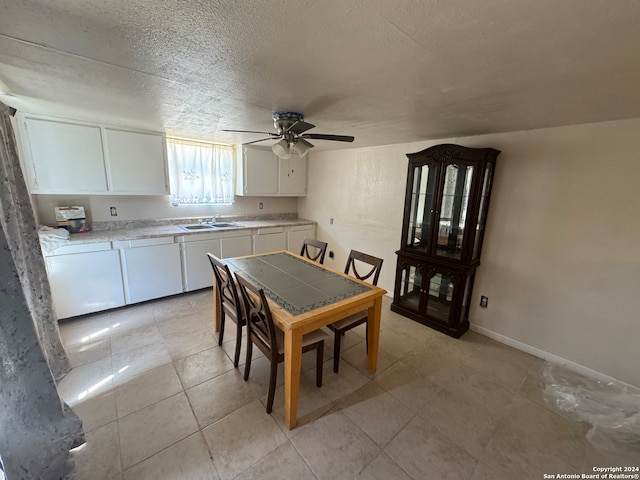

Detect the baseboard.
[{"left": 469, "top": 322, "right": 637, "bottom": 389}]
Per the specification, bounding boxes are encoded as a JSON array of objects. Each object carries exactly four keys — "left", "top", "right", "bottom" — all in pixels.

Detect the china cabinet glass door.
[
  {"left": 435, "top": 162, "right": 474, "bottom": 261},
  {"left": 406, "top": 162, "right": 438, "bottom": 253}
]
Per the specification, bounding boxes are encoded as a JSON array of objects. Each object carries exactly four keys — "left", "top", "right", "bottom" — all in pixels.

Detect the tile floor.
[{"left": 57, "top": 290, "right": 634, "bottom": 480}]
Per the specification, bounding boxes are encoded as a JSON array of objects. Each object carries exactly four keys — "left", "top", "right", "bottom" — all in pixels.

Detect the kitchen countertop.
[{"left": 62, "top": 218, "right": 316, "bottom": 245}]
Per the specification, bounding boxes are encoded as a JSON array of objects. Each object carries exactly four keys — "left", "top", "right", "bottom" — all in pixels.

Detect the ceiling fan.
[{"left": 223, "top": 112, "right": 354, "bottom": 159}]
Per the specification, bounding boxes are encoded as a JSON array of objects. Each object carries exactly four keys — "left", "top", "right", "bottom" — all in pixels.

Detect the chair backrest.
[
  {"left": 344, "top": 250, "right": 383, "bottom": 286},
  {"left": 207, "top": 253, "right": 242, "bottom": 317},
  {"left": 300, "top": 237, "right": 328, "bottom": 264},
  {"left": 234, "top": 272, "right": 279, "bottom": 358}
]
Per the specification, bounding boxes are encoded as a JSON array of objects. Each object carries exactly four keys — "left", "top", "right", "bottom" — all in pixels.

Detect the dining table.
[{"left": 213, "top": 250, "right": 387, "bottom": 429}]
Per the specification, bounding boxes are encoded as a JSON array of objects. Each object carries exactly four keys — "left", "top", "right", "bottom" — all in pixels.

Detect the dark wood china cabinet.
[{"left": 391, "top": 144, "right": 500, "bottom": 338}]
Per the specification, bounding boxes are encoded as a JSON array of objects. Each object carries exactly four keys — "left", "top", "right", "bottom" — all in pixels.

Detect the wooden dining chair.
[
  {"left": 235, "top": 272, "right": 328, "bottom": 414},
  {"left": 300, "top": 237, "right": 328, "bottom": 264},
  {"left": 328, "top": 250, "right": 383, "bottom": 373},
  {"left": 207, "top": 253, "right": 245, "bottom": 368}
]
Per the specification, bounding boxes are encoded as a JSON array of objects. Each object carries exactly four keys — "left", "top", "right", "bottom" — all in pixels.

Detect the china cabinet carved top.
[{"left": 399, "top": 144, "right": 499, "bottom": 266}]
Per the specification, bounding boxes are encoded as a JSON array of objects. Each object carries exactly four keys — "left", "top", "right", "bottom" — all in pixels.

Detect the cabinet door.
[
  {"left": 120, "top": 241, "right": 183, "bottom": 303},
  {"left": 45, "top": 248, "right": 124, "bottom": 319},
  {"left": 433, "top": 160, "right": 476, "bottom": 261},
  {"left": 287, "top": 224, "right": 315, "bottom": 253},
  {"left": 181, "top": 237, "right": 222, "bottom": 291},
  {"left": 278, "top": 156, "right": 307, "bottom": 195},
  {"left": 240, "top": 146, "right": 278, "bottom": 195},
  {"left": 220, "top": 234, "right": 252, "bottom": 258},
  {"left": 403, "top": 160, "right": 440, "bottom": 254},
  {"left": 24, "top": 118, "right": 108, "bottom": 193},
  {"left": 105, "top": 129, "right": 169, "bottom": 194},
  {"left": 253, "top": 227, "right": 287, "bottom": 254}
]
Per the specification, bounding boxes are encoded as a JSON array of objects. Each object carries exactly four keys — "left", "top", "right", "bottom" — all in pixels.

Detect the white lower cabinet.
[
  {"left": 287, "top": 224, "right": 316, "bottom": 252},
  {"left": 44, "top": 242, "right": 125, "bottom": 319},
  {"left": 115, "top": 237, "right": 183, "bottom": 304},
  {"left": 253, "top": 227, "right": 287, "bottom": 254},
  {"left": 180, "top": 231, "right": 252, "bottom": 291}
]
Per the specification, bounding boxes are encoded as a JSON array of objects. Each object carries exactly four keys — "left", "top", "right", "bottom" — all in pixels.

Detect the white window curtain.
[{"left": 167, "top": 138, "right": 234, "bottom": 205}]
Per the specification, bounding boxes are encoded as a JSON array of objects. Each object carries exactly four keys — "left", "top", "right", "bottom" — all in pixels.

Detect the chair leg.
[
  {"left": 333, "top": 330, "right": 342, "bottom": 373},
  {"left": 243, "top": 339, "right": 253, "bottom": 381},
  {"left": 218, "top": 312, "right": 225, "bottom": 346},
  {"left": 316, "top": 342, "right": 324, "bottom": 387},
  {"left": 233, "top": 321, "right": 242, "bottom": 368},
  {"left": 365, "top": 321, "right": 369, "bottom": 354},
  {"left": 266, "top": 360, "right": 278, "bottom": 414}
]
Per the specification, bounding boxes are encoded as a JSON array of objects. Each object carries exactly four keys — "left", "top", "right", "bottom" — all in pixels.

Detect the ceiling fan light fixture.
[
  {"left": 292, "top": 141, "right": 311, "bottom": 157},
  {"left": 272, "top": 139, "right": 290, "bottom": 159}
]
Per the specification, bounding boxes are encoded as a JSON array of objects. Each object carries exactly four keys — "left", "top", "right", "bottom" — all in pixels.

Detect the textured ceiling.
[{"left": 1, "top": 0, "right": 640, "bottom": 150}]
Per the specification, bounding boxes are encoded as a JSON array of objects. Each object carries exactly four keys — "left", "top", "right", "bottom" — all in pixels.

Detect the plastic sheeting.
[{"left": 542, "top": 362, "right": 640, "bottom": 459}]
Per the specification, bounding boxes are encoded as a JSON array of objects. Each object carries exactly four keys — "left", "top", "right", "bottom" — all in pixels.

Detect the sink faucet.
[{"left": 212, "top": 214, "right": 221, "bottom": 224}]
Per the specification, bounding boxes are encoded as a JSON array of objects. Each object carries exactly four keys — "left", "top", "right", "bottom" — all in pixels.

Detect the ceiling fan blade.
[
  {"left": 222, "top": 129, "right": 279, "bottom": 137},
  {"left": 302, "top": 133, "right": 355, "bottom": 142},
  {"left": 288, "top": 121, "right": 315, "bottom": 135},
  {"left": 297, "top": 138, "right": 315, "bottom": 148},
  {"left": 243, "top": 136, "right": 280, "bottom": 145}
]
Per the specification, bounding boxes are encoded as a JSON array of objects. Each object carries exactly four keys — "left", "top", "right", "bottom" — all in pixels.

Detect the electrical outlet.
[
  {"left": 259, "top": 202, "right": 263, "bottom": 209},
  {"left": 110, "top": 206, "right": 118, "bottom": 217},
  {"left": 329, "top": 251, "right": 334, "bottom": 258},
  {"left": 330, "top": 217, "right": 334, "bottom": 225},
  {"left": 480, "top": 296, "right": 488, "bottom": 308}
]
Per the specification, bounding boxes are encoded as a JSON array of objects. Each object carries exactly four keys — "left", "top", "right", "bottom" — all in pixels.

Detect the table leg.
[
  {"left": 367, "top": 295, "right": 382, "bottom": 373},
  {"left": 283, "top": 329, "right": 303, "bottom": 429},
  {"left": 213, "top": 284, "right": 220, "bottom": 332}
]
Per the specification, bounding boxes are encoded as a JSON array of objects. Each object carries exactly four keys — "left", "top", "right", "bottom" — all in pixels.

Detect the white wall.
[{"left": 299, "top": 118, "right": 640, "bottom": 387}]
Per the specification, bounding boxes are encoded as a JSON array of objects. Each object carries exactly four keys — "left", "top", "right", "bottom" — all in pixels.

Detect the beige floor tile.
[
  {"left": 291, "top": 410, "right": 380, "bottom": 480},
  {"left": 378, "top": 327, "right": 425, "bottom": 358},
  {"left": 57, "top": 358, "right": 114, "bottom": 407},
  {"left": 481, "top": 396, "right": 588, "bottom": 477},
  {"left": 66, "top": 337, "right": 112, "bottom": 368},
  {"left": 110, "top": 324, "right": 164, "bottom": 356},
  {"left": 202, "top": 400, "right": 288, "bottom": 480},
  {"left": 71, "top": 421, "right": 121, "bottom": 480},
  {"left": 60, "top": 313, "right": 112, "bottom": 347},
  {"left": 111, "top": 342, "right": 173, "bottom": 386},
  {"left": 72, "top": 390, "right": 117, "bottom": 433},
  {"left": 156, "top": 311, "right": 208, "bottom": 337},
  {"left": 118, "top": 392, "right": 199, "bottom": 469},
  {"left": 175, "top": 346, "right": 235, "bottom": 389},
  {"left": 340, "top": 339, "right": 399, "bottom": 378},
  {"left": 337, "top": 381, "right": 414, "bottom": 447},
  {"left": 163, "top": 326, "right": 217, "bottom": 360},
  {"left": 465, "top": 339, "right": 537, "bottom": 392},
  {"left": 401, "top": 341, "right": 471, "bottom": 384},
  {"left": 235, "top": 441, "right": 316, "bottom": 480},
  {"left": 582, "top": 442, "right": 640, "bottom": 470},
  {"left": 186, "top": 369, "right": 257, "bottom": 428},
  {"left": 356, "top": 453, "right": 413, "bottom": 480},
  {"left": 107, "top": 304, "right": 156, "bottom": 334},
  {"left": 152, "top": 297, "right": 199, "bottom": 323},
  {"left": 115, "top": 363, "right": 183, "bottom": 418},
  {"left": 312, "top": 358, "right": 370, "bottom": 403},
  {"left": 122, "top": 432, "right": 219, "bottom": 480},
  {"left": 374, "top": 360, "right": 441, "bottom": 412},
  {"left": 384, "top": 415, "right": 477, "bottom": 480}
]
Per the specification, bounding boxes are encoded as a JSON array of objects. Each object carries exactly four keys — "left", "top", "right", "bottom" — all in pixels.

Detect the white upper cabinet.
[
  {"left": 278, "top": 156, "right": 307, "bottom": 195},
  {"left": 22, "top": 118, "right": 109, "bottom": 193},
  {"left": 18, "top": 114, "right": 169, "bottom": 195},
  {"left": 236, "top": 145, "right": 306, "bottom": 196},
  {"left": 104, "top": 128, "right": 169, "bottom": 194}
]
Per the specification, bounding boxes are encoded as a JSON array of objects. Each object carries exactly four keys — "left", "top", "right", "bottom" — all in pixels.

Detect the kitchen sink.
[
  {"left": 180, "top": 224, "right": 215, "bottom": 231},
  {"left": 211, "top": 222, "right": 240, "bottom": 227},
  {"left": 179, "top": 222, "right": 241, "bottom": 231}
]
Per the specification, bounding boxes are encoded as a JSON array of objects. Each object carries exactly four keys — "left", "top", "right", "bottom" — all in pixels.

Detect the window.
[{"left": 167, "top": 137, "right": 234, "bottom": 205}]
